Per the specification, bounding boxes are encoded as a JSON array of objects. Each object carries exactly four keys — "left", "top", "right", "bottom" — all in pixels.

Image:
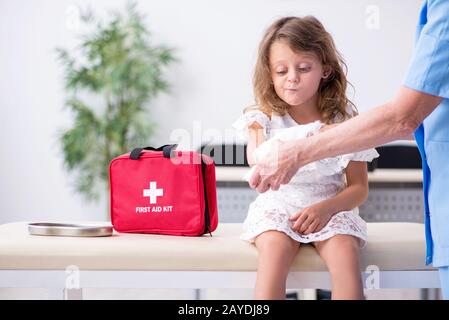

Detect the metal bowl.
[{"left": 28, "top": 222, "right": 113, "bottom": 237}]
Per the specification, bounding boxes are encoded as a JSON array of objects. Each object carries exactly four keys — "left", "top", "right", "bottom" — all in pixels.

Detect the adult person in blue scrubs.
[{"left": 249, "top": 0, "right": 449, "bottom": 298}]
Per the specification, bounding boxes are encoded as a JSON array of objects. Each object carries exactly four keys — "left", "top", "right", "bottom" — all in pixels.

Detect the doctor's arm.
[
  {"left": 300, "top": 87, "right": 442, "bottom": 166},
  {"left": 250, "top": 87, "right": 442, "bottom": 193}
]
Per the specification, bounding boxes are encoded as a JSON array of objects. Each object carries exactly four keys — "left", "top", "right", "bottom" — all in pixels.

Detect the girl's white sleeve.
[
  {"left": 349, "top": 148, "right": 380, "bottom": 162},
  {"left": 232, "top": 110, "right": 270, "bottom": 141}
]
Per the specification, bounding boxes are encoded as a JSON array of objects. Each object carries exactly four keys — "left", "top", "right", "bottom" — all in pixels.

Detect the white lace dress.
[{"left": 232, "top": 109, "right": 379, "bottom": 247}]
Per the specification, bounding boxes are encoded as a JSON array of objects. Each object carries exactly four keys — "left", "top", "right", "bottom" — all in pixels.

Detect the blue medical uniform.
[{"left": 403, "top": 0, "right": 449, "bottom": 298}]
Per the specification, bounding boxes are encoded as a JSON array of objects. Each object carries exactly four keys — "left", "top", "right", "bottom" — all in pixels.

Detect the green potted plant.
[{"left": 56, "top": 2, "right": 175, "bottom": 213}]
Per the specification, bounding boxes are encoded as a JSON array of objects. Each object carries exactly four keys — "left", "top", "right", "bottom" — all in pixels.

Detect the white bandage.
[{"left": 243, "top": 121, "right": 322, "bottom": 182}]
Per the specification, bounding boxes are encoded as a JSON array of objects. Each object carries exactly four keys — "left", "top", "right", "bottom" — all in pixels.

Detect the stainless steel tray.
[{"left": 28, "top": 222, "right": 113, "bottom": 237}]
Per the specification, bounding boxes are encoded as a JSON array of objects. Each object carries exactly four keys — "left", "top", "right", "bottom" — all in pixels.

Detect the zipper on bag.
[{"left": 200, "top": 155, "right": 212, "bottom": 237}]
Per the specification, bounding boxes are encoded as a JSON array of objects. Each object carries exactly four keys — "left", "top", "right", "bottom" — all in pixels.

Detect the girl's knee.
[
  {"left": 327, "top": 234, "right": 360, "bottom": 253},
  {"left": 255, "top": 231, "right": 299, "bottom": 254},
  {"left": 317, "top": 235, "right": 361, "bottom": 273}
]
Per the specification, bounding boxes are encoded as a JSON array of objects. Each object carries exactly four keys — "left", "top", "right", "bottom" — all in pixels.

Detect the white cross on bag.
[{"left": 143, "top": 181, "right": 163, "bottom": 204}]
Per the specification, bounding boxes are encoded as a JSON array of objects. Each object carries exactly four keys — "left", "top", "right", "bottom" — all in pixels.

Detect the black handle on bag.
[{"left": 129, "top": 144, "right": 178, "bottom": 160}]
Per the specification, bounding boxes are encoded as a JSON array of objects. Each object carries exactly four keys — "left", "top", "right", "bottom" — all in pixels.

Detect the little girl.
[{"left": 232, "top": 16, "right": 379, "bottom": 300}]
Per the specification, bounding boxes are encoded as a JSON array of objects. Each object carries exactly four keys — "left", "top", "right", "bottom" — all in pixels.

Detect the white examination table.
[{"left": 0, "top": 221, "right": 439, "bottom": 299}]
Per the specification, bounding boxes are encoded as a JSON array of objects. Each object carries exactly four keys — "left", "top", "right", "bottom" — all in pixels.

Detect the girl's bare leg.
[
  {"left": 314, "top": 235, "right": 364, "bottom": 300},
  {"left": 254, "top": 230, "right": 300, "bottom": 300}
]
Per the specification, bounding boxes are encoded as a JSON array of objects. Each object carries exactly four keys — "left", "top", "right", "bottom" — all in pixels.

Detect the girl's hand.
[{"left": 288, "top": 202, "right": 333, "bottom": 234}]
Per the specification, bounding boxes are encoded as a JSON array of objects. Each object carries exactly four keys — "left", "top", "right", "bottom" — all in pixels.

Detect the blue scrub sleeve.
[{"left": 404, "top": 0, "right": 449, "bottom": 99}]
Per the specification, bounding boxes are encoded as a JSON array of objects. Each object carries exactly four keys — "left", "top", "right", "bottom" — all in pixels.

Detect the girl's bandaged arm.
[{"left": 244, "top": 121, "right": 323, "bottom": 182}]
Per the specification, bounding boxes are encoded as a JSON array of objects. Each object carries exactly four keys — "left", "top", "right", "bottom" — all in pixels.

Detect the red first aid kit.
[{"left": 109, "top": 144, "right": 218, "bottom": 236}]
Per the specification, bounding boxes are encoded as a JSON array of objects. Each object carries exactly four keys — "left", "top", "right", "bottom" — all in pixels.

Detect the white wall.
[{"left": 0, "top": 0, "right": 422, "bottom": 224}]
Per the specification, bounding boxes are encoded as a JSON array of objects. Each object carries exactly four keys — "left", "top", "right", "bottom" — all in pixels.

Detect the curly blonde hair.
[{"left": 248, "top": 16, "right": 356, "bottom": 124}]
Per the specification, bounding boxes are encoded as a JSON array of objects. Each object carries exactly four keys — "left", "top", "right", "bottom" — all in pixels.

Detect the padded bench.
[{"left": 0, "top": 221, "right": 439, "bottom": 299}]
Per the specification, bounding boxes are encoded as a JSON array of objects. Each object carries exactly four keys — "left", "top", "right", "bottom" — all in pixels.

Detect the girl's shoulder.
[
  {"left": 232, "top": 105, "right": 272, "bottom": 140},
  {"left": 243, "top": 105, "right": 272, "bottom": 118},
  {"left": 237, "top": 105, "right": 272, "bottom": 127},
  {"left": 246, "top": 108, "right": 298, "bottom": 130}
]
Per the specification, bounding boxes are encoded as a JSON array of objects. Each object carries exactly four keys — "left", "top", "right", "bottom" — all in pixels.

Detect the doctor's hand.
[
  {"left": 288, "top": 203, "right": 333, "bottom": 235},
  {"left": 248, "top": 139, "right": 304, "bottom": 193}
]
